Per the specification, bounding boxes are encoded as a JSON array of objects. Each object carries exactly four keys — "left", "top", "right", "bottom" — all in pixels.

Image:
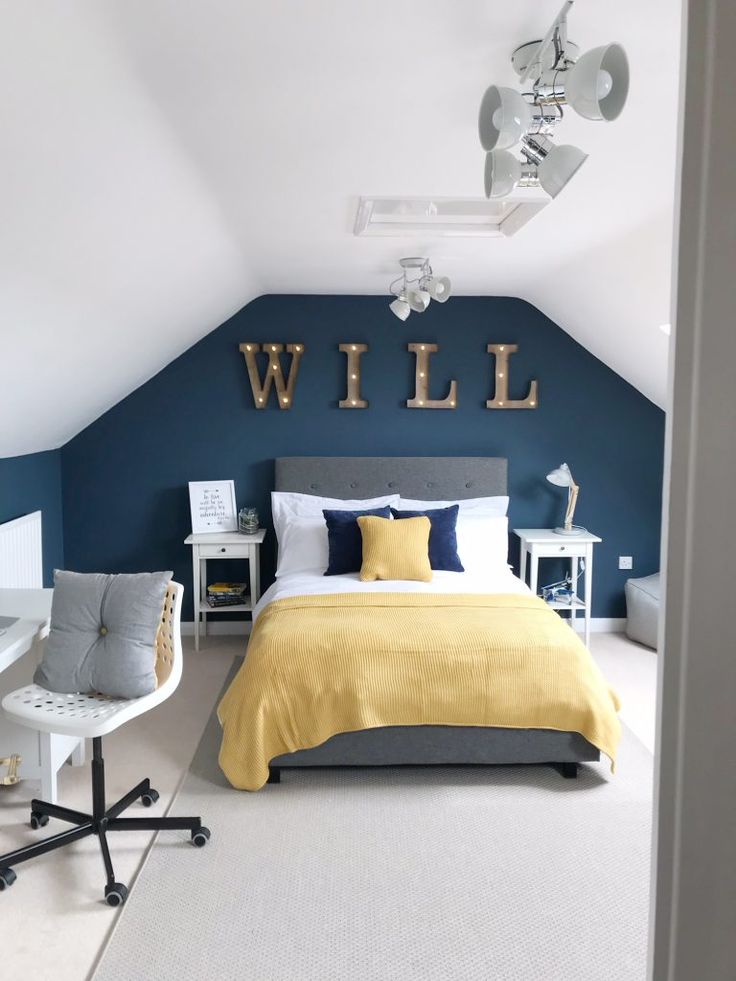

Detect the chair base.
[{"left": 0, "top": 737, "right": 209, "bottom": 906}]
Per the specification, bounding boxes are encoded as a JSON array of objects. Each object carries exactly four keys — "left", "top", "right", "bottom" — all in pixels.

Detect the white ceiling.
[{"left": 0, "top": 0, "right": 680, "bottom": 457}]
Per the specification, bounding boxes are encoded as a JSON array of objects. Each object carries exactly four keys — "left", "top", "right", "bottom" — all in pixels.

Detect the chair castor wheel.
[
  {"left": 191, "top": 826, "right": 211, "bottom": 848},
  {"left": 140, "top": 788, "right": 160, "bottom": 807},
  {"left": 0, "top": 868, "right": 17, "bottom": 890},
  {"left": 105, "top": 882, "right": 128, "bottom": 907},
  {"left": 30, "top": 811, "right": 50, "bottom": 830}
]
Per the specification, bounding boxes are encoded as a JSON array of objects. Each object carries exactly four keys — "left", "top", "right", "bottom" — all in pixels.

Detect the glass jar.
[{"left": 238, "top": 507, "right": 259, "bottom": 535}]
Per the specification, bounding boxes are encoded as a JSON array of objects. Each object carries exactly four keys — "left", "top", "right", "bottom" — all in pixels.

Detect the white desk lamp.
[{"left": 546, "top": 463, "right": 586, "bottom": 536}]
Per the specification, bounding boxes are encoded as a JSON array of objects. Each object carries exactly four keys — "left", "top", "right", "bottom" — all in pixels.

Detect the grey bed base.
[{"left": 269, "top": 456, "right": 600, "bottom": 779}]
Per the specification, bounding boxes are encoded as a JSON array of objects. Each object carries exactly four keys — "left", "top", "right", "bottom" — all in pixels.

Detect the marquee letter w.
[{"left": 240, "top": 343, "right": 305, "bottom": 410}]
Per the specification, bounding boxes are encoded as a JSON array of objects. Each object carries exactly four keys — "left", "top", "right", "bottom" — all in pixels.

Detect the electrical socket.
[{"left": 619, "top": 556, "right": 633, "bottom": 570}]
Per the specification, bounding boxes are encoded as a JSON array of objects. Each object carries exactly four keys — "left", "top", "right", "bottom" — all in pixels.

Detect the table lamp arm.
[{"left": 564, "top": 481, "right": 579, "bottom": 530}]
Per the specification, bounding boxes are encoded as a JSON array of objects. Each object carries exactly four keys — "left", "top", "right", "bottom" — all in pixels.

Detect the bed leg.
[
  {"left": 556, "top": 762, "right": 579, "bottom": 779},
  {"left": 267, "top": 767, "right": 281, "bottom": 785}
]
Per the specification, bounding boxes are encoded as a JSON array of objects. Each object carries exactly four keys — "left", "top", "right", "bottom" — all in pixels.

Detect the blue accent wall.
[
  {"left": 0, "top": 450, "right": 64, "bottom": 585},
  {"left": 61, "top": 295, "right": 664, "bottom": 619}
]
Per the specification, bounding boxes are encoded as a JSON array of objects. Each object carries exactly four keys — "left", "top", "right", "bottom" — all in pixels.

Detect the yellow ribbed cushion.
[{"left": 357, "top": 515, "right": 432, "bottom": 582}]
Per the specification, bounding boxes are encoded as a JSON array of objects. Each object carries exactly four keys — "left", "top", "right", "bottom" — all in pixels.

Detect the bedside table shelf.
[
  {"left": 185, "top": 529, "right": 266, "bottom": 651},
  {"left": 544, "top": 597, "right": 586, "bottom": 612},
  {"left": 514, "top": 528, "right": 602, "bottom": 648},
  {"left": 197, "top": 601, "right": 253, "bottom": 615}
]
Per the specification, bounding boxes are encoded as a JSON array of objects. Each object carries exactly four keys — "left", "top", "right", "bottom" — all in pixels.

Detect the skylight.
[{"left": 354, "top": 195, "right": 549, "bottom": 238}]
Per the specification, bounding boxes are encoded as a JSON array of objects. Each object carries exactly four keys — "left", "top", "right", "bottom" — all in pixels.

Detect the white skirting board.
[
  {"left": 181, "top": 618, "right": 627, "bottom": 636},
  {"left": 573, "top": 618, "right": 627, "bottom": 633}
]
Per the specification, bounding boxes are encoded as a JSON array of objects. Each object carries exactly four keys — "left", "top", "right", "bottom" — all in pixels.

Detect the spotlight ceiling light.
[
  {"left": 478, "top": 85, "right": 532, "bottom": 150},
  {"left": 485, "top": 149, "right": 519, "bottom": 199},
  {"left": 537, "top": 144, "right": 588, "bottom": 198},
  {"left": 478, "top": 0, "right": 629, "bottom": 201},
  {"left": 425, "top": 275, "right": 451, "bottom": 302},
  {"left": 388, "top": 258, "right": 452, "bottom": 320},
  {"left": 565, "top": 43, "right": 629, "bottom": 121},
  {"left": 407, "top": 288, "right": 431, "bottom": 313},
  {"left": 389, "top": 295, "right": 411, "bottom": 321}
]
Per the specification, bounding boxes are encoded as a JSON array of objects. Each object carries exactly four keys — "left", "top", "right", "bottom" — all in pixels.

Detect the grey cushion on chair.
[
  {"left": 34, "top": 570, "right": 173, "bottom": 699},
  {"left": 625, "top": 572, "right": 660, "bottom": 650}
]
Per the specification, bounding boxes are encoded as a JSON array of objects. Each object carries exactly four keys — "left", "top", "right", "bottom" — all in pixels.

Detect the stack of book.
[{"left": 206, "top": 582, "right": 248, "bottom": 608}]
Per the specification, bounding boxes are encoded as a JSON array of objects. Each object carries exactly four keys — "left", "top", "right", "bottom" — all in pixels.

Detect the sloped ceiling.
[{"left": 0, "top": 0, "right": 680, "bottom": 457}]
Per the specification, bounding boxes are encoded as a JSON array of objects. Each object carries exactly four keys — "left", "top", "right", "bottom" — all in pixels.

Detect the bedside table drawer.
[
  {"left": 197, "top": 543, "right": 252, "bottom": 558},
  {"left": 533, "top": 542, "right": 588, "bottom": 558}
]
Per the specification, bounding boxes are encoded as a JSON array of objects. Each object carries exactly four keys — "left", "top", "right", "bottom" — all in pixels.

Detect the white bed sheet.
[{"left": 253, "top": 568, "right": 531, "bottom": 621}]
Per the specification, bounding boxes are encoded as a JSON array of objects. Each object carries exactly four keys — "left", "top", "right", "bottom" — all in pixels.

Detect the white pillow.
[
  {"left": 271, "top": 491, "right": 399, "bottom": 545},
  {"left": 397, "top": 495, "right": 509, "bottom": 517},
  {"left": 455, "top": 515, "right": 510, "bottom": 576},
  {"left": 276, "top": 517, "right": 329, "bottom": 578}
]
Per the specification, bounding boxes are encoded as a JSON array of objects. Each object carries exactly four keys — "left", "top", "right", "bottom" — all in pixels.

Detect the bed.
[{"left": 218, "top": 457, "right": 615, "bottom": 789}]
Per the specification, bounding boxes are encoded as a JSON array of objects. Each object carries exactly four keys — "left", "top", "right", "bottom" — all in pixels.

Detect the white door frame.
[{"left": 650, "top": 2, "right": 736, "bottom": 977}]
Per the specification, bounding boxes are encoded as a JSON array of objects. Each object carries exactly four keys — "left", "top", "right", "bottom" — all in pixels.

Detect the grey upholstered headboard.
[{"left": 274, "top": 457, "right": 507, "bottom": 500}]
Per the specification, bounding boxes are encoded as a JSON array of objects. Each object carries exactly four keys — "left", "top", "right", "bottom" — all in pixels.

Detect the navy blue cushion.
[
  {"left": 323, "top": 507, "right": 392, "bottom": 576},
  {"left": 390, "top": 505, "right": 464, "bottom": 572}
]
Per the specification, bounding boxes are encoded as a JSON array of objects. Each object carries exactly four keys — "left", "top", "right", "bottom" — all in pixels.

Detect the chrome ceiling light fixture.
[
  {"left": 479, "top": 1, "right": 629, "bottom": 200},
  {"left": 388, "top": 258, "right": 452, "bottom": 320}
]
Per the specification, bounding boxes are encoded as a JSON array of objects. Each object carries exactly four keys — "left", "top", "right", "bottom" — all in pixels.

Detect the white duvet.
[{"left": 254, "top": 567, "right": 531, "bottom": 621}]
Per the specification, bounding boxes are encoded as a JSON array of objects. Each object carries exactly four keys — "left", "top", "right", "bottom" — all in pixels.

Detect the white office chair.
[{"left": 0, "top": 582, "right": 210, "bottom": 906}]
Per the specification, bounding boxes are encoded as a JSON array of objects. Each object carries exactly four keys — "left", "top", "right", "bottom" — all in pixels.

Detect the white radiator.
[{"left": 0, "top": 510, "right": 43, "bottom": 588}]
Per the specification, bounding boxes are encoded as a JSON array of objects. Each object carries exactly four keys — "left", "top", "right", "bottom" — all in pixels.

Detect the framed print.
[{"left": 188, "top": 480, "right": 238, "bottom": 534}]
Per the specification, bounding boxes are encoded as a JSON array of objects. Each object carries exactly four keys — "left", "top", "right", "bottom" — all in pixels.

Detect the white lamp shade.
[
  {"left": 566, "top": 43, "right": 629, "bottom": 121},
  {"left": 537, "top": 144, "right": 588, "bottom": 198},
  {"left": 406, "top": 288, "right": 431, "bottom": 313},
  {"left": 546, "top": 463, "right": 573, "bottom": 487},
  {"left": 478, "top": 85, "right": 531, "bottom": 150},
  {"left": 425, "top": 276, "right": 452, "bottom": 302},
  {"left": 484, "top": 149, "right": 521, "bottom": 199},
  {"left": 389, "top": 296, "right": 411, "bottom": 321}
]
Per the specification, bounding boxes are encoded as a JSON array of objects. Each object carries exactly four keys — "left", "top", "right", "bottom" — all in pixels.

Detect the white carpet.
[{"left": 94, "top": 686, "right": 652, "bottom": 981}]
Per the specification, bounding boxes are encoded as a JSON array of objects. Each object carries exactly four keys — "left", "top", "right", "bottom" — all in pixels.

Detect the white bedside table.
[
  {"left": 184, "top": 529, "right": 266, "bottom": 651},
  {"left": 514, "top": 528, "right": 602, "bottom": 648}
]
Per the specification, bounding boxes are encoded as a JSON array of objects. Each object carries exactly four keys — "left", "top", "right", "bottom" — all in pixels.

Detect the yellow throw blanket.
[{"left": 218, "top": 593, "right": 621, "bottom": 790}]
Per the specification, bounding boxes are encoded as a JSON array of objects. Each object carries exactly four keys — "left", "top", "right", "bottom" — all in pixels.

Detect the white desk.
[
  {"left": 0, "top": 589, "right": 52, "bottom": 672},
  {"left": 0, "top": 589, "right": 85, "bottom": 801},
  {"left": 184, "top": 530, "right": 266, "bottom": 651},
  {"left": 514, "top": 529, "right": 602, "bottom": 648}
]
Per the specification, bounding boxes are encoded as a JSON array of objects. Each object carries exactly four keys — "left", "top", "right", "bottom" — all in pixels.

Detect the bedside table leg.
[
  {"left": 584, "top": 546, "right": 593, "bottom": 648},
  {"left": 248, "top": 546, "right": 259, "bottom": 615},
  {"left": 520, "top": 546, "right": 527, "bottom": 587},
  {"left": 200, "top": 558, "right": 208, "bottom": 641},
  {"left": 192, "top": 551, "right": 200, "bottom": 652}
]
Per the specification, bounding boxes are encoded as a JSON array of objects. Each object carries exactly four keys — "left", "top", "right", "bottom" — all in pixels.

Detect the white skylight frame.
[{"left": 354, "top": 194, "right": 549, "bottom": 238}]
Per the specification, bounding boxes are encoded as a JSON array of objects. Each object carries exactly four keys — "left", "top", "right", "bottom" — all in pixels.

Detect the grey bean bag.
[{"left": 625, "top": 572, "right": 660, "bottom": 650}]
